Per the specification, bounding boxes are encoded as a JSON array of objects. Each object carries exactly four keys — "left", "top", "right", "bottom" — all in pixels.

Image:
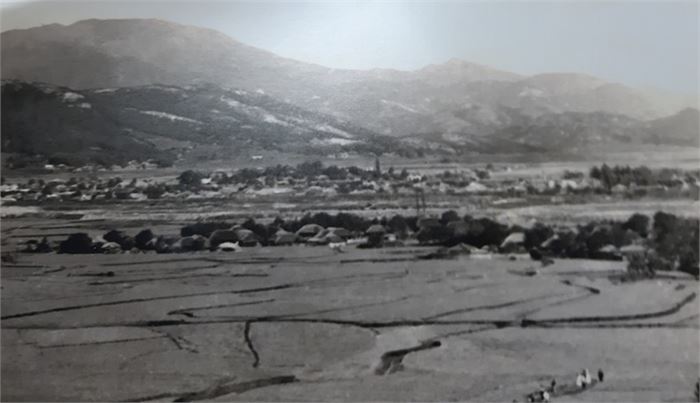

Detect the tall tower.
[{"left": 374, "top": 156, "right": 381, "bottom": 177}]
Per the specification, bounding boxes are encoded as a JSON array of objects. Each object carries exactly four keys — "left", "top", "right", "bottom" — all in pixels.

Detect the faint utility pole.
[{"left": 414, "top": 186, "right": 427, "bottom": 216}]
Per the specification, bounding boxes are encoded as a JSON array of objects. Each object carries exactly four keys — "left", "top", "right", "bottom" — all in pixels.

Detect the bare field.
[
  {"left": 2, "top": 242, "right": 698, "bottom": 402},
  {"left": 4, "top": 195, "right": 699, "bottom": 236}
]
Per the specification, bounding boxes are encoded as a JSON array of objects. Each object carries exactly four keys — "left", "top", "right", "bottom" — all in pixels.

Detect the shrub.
[{"left": 626, "top": 252, "right": 656, "bottom": 279}]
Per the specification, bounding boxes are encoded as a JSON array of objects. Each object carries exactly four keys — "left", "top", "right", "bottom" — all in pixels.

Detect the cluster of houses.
[
  {"left": 0, "top": 177, "right": 171, "bottom": 204},
  {"left": 17, "top": 208, "right": 658, "bottom": 267},
  {"left": 26, "top": 220, "right": 401, "bottom": 255},
  {"left": 2, "top": 162, "right": 699, "bottom": 205},
  {"left": 40, "top": 160, "right": 162, "bottom": 173}
]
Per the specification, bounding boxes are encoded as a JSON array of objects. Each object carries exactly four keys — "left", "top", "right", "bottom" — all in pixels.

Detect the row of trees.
[
  {"left": 178, "top": 210, "right": 698, "bottom": 277},
  {"left": 176, "top": 211, "right": 697, "bottom": 275},
  {"left": 589, "top": 164, "right": 698, "bottom": 191},
  {"left": 525, "top": 212, "right": 698, "bottom": 277},
  {"left": 44, "top": 207, "right": 699, "bottom": 277}
]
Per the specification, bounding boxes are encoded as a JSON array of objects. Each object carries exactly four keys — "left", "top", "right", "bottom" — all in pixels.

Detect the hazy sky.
[{"left": 1, "top": 0, "right": 698, "bottom": 93}]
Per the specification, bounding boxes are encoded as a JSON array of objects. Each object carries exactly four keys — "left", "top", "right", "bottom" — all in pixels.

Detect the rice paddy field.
[{"left": 1, "top": 241, "right": 698, "bottom": 402}]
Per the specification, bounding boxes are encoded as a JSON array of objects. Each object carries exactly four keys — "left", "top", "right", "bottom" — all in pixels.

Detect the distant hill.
[
  {"left": 2, "top": 18, "right": 696, "bottom": 140},
  {"left": 1, "top": 80, "right": 175, "bottom": 167},
  {"left": 3, "top": 79, "right": 697, "bottom": 167},
  {"left": 647, "top": 108, "right": 700, "bottom": 146},
  {"left": 405, "top": 108, "right": 699, "bottom": 155},
  {"left": 1, "top": 80, "right": 411, "bottom": 166}
]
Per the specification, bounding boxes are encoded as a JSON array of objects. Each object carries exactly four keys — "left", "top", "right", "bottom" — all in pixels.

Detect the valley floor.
[{"left": 2, "top": 243, "right": 698, "bottom": 402}]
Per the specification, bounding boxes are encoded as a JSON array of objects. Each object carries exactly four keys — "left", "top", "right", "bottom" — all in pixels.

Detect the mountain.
[
  {"left": 4, "top": 79, "right": 697, "bottom": 167},
  {"left": 647, "top": 108, "right": 700, "bottom": 146},
  {"left": 3, "top": 18, "right": 695, "bottom": 136},
  {"left": 2, "top": 18, "right": 697, "bottom": 164},
  {"left": 1, "top": 19, "right": 324, "bottom": 90},
  {"left": 1, "top": 80, "right": 413, "bottom": 166},
  {"left": 0, "top": 19, "right": 524, "bottom": 92}
]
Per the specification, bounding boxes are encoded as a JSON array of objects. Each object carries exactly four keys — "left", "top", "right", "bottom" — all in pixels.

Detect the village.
[{"left": 2, "top": 159, "right": 699, "bottom": 205}]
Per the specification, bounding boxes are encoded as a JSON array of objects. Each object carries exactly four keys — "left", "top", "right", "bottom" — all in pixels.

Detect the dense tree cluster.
[
  {"left": 650, "top": 212, "right": 699, "bottom": 276},
  {"left": 589, "top": 164, "right": 699, "bottom": 191},
  {"left": 24, "top": 207, "right": 700, "bottom": 279}
]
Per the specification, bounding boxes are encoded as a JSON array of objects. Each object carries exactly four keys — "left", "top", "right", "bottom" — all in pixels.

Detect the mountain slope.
[
  {"left": 647, "top": 108, "right": 700, "bottom": 146},
  {"left": 3, "top": 17, "right": 694, "bottom": 136},
  {"left": 4, "top": 80, "right": 696, "bottom": 167},
  {"left": 1, "top": 80, "right": 413, "bottom": 166},
  {"left": 1, "top": 19, "right": 331, "bottom": 93},
  {"left": 1, "top": 80, "right": 176, "bottom": 166}
]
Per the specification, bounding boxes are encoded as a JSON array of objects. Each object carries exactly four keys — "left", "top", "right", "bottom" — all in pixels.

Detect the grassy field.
[{"left": 2, "top": 243, "right": 698, "bottom": 402}]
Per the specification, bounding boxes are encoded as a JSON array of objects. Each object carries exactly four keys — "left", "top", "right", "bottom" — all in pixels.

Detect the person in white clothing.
[
  {"left": 583, "top": 369, "right": 592, "bottom": 385},
  {"left": 541, "top": 390, "right": 550, "bottom": 402}
]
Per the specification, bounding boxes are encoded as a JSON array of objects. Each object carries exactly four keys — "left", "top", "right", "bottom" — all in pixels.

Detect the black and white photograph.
[{"left": 0, "top": 0, "right": 699, "bottom": 401}]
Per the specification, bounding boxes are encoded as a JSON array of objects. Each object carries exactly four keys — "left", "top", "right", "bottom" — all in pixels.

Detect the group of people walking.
[
  {"left": 576, "top": 368, "right": 603, "bottom": 389},
  {"left": 525, "top": 368, "right": 604, "bottom": 402}
]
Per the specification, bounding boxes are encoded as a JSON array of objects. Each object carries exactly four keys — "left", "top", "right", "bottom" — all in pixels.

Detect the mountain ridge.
[
  {"left": 2, "top": 18, "right": 698, "bottom": 164},
  {"left": 3, "top": 79, "right": 697, "bottom": 167},
  {"left": 1, "top": 79, "right": 418, "bottom": 166},
  {"left": 4, "top": 17, "right": 693, "bottom": 125}
]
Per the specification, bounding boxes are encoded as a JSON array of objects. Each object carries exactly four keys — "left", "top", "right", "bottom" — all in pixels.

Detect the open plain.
[{"left": 2, "top": 236, "right": 698, "bottom": 402}]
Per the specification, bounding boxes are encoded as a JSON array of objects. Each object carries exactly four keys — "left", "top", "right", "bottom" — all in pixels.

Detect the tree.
[
  {"left": 335, "top": 212, "right": 371, "bottom": 232},
  {"left": 417, "top": 225, "right": 451, "bottom": 245},
  {"left": 144, "top": 184, "right": 166, "bottom": 199},
  {"left": 322, "top": 165, "right": 347, "bottom": 180},
  {"left": 440, "top": 210, "right": 460, "bottom": 225},
  {"left": 387, "top": 215, "right": 409, "bottom": 239},
  {"left": 651, "top": 212, "right": 700, "bottom": 275},
  {"left": 585, "top": 224, "right": 614, "bottom": 253},
  {"left": 599, "top": 164, "right": 614, "bottom": 192},
  {"left": 623, "top": 213, "right": 650, "bottom": 238},
  {"left": 297, "top": 161, "right": 324, "bottom": 178},
  {"left": 311, "top": 212, "right": 334, "bottom": 228},
  {"left": 524, "top": 223, "right": 554, "bottom": 250},
  {"left": 626, "top": 251, "right": 657, "bottom": 279},
  {"left": 178, "top": 170, "right": 204, "bottom": 187},
  {"left": 652, "top": 211, "right": 678, "bottom": 258}
]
